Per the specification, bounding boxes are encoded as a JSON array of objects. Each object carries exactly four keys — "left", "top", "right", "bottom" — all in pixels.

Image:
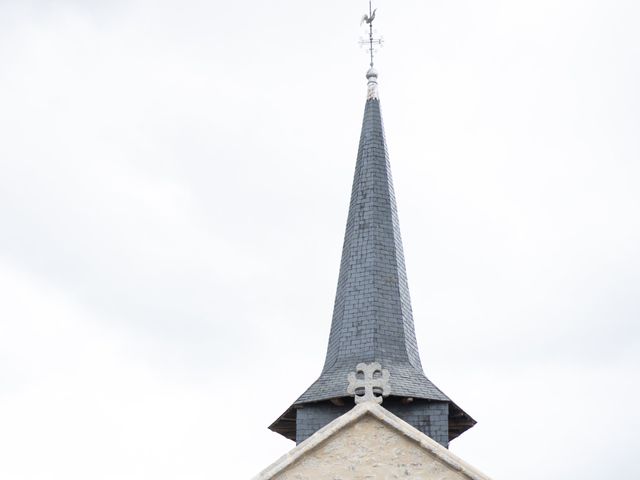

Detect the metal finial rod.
[
  {"left": 360, "top": 1, "right": 381, "bottom": 68},
  {"left": 369, "top": 3, "right": 374, "bottom": 67}
]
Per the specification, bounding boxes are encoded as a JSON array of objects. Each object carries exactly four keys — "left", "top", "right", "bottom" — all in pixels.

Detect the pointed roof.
[
  {"left": 270, "top": 69, "right": 475, "bottom": 440},
  {"left": 256, "top": 402, "right": 492, "bottom": 480},
  {"left": 296, "top": 69, "right": 448, "bottom": 403}
]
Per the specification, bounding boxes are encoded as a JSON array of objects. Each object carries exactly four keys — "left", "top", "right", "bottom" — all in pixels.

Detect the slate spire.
[{"left": 270, "top": 69, "right": 475, "bottom": 445}]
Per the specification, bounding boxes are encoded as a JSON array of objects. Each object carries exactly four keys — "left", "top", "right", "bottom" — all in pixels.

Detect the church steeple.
[
  {"left": 269, "top": 6, "right": 475, "bottom": 446},
  {"left": 269, "top": 69, "right": 476, "bottom": 446},
  {"left": 297, "top": 72, "right": 444, "bottom": 404}
]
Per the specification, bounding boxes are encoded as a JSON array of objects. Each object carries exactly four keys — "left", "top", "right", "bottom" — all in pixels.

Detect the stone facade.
[{"left": 255, "top": 402, "right": 491, "bottom": 480}]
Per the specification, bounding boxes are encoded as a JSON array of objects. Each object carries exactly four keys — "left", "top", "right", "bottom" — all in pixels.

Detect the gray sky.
[{"left": 1, "top": 1, "right": 639, "bottom": 478}]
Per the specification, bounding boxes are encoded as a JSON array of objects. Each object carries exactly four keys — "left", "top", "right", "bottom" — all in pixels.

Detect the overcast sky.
[{"left": 1, "top": 1, "right": 639, "bottom": 478}]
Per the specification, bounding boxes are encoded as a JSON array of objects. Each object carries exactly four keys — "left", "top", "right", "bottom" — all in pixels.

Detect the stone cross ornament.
[{"left": 347, "top": 362, "right": 391, "bottom": 404}]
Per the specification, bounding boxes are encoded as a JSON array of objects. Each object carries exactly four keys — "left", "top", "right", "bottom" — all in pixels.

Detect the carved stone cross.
[{"left": 347, "top": 362, "right": 391, "bottom": 404}]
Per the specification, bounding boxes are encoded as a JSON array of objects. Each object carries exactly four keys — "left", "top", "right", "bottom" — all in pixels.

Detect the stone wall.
[{"left": 277, "top": 414, "right": 469, "bottom": 480}]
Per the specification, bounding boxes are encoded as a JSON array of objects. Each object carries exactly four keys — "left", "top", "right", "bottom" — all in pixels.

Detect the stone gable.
[{"left": 255, "top": 403, "right": 491, "bottom": 480}]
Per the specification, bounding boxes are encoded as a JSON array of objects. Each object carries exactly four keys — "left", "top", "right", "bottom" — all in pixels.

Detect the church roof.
[
  {"left": 270, "top": 69, "right": 475, "bottom": 440},
  {"left": 295, "top": 69, "right": 448, "bottom": 404}
]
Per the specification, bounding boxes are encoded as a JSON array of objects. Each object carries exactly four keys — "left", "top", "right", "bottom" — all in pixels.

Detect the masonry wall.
[
  {"left": 276, "top": 414, "right": 470, "bottom": 480},
  {"left": 296, "top": 398, "right": 449, "bottom": 447}
]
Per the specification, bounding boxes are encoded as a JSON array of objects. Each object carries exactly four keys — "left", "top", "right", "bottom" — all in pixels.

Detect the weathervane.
[{"left": 360, "top": 1, "right": 383, "bottom": 67}]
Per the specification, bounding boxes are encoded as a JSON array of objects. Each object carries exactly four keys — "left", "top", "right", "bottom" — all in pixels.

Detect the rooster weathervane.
[{"left": 360, "top": 1, "right": 383, "bottom": 68}]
